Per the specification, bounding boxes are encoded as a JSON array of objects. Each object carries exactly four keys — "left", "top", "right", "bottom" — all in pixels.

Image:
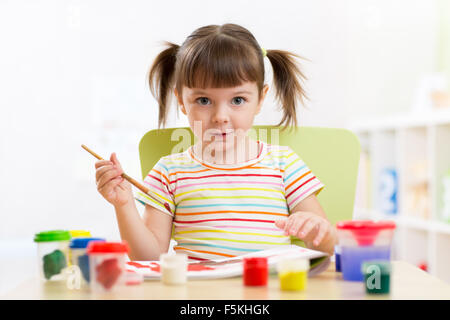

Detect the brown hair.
[{"left": 148, "top": 23, "right": 308, "bottom": 131}]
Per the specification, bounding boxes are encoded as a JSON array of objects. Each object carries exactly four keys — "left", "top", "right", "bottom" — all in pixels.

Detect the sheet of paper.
[{"left": 126, "top": 245, "right": 329, "bottom": 280}]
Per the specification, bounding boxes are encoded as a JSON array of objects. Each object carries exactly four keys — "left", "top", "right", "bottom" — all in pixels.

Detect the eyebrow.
[{"left": 190, "top": 90, "right": 253, "bottom": 95}]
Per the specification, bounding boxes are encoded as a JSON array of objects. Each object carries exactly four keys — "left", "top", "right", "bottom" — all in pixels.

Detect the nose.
[{"left": 211, "top": 103, "right": 230, "bottom": 125}]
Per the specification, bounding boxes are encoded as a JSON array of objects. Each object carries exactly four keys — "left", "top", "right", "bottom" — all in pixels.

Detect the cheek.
[
  {"left": 188, "top": 107, "right": 209, "bottom": 121},
  {"left": 233, "top": 110, "right": 256, "bottom": 130},
  {"left": 186, "top": 108, "right": 209, "bottom": 137}
]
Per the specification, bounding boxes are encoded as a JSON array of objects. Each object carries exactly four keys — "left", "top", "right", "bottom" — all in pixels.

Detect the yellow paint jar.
[
  {"left": 68, "top": 230, "right": 91, "bottom": 266},
  {"left": 277, "top": 258, "right": 309, "bottom": 291}
]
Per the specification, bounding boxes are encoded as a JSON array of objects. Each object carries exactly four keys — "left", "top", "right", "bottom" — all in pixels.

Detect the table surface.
[{"left": 2, "top": 260, "right": 450, "bottom": 300}]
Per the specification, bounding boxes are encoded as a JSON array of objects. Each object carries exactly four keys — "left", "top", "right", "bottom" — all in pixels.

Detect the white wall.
[
  {"left": 0, "top": 0, "right": 439, "bottom": 243},
  {"left": 345, "top": 0, "right": 438, "bottom": 119}
]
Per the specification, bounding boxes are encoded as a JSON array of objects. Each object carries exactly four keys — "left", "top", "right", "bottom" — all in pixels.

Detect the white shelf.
[
  {"left": 351, "top": 110, "right": 450, "bottom": 283},
  {"left": 351, "top": 109, "right": 450, "bottom": 133},
  {"left": 355, "top": 208, "right": 450, "bottom": 235}
]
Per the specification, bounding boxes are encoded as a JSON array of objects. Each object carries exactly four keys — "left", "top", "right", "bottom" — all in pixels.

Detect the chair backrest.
[{"left": 139, "top": 125, "right": 360, "bottom": 225}]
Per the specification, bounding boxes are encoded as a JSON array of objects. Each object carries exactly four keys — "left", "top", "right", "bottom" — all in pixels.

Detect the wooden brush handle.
[{"left": 121, "top": 172, "right": 150, "bottom": 195}]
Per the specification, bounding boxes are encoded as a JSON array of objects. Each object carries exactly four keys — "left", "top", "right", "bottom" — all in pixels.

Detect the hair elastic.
[{"left": 261, "top": 48, "right": 267, "bottom": 57}]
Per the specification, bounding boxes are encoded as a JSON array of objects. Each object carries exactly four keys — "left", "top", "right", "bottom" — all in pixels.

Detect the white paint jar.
[{"left": 160, "top": 253, "right": 187, "bottom": 285}]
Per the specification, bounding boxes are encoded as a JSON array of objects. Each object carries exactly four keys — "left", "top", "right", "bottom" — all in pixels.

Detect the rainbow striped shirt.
[{"left": 135, "top": 140, "right": 324, "bottom": 261}]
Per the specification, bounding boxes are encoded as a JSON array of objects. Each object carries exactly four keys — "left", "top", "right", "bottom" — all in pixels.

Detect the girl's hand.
[
  {"left": 274, "top": 211, "right": 334, "bottom": 247},
  {"left": 95, "top": 152, "right": 133, "bottom": 208}
]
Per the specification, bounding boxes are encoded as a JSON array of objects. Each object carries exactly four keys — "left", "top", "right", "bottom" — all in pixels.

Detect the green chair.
[{"left": 139, "top": 125, "right": 361, "bottom": 228}]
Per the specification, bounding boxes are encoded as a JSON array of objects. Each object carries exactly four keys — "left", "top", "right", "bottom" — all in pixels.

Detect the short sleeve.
[
  {"left": 134, "top": 158, "right": 175, "bottom": 217},
  {"left": 283, "top": 147, "right": 325, "bottom": 212}
]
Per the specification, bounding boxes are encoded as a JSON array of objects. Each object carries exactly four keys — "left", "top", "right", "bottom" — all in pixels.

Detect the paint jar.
[
  {"left": 337, "top": 220, "right": 396, "bottom": 282},
  {"left": 277, "top": 258, "right": 309, "bottom": 291},
  {"left": 69, "top": 230, "right": 91, "bottom": 238},
  {"left": 362, "top": 260, "right": 391, "bottom": 294},
  {"left": 335, "top": 245, "right": 342, "bottom": 272},
  {"left": 34, "top": 230, "right": 71, "bottom": 282},
  {"left": 67, "top": 231, "right": 92, "bottom": 266},
  {"left": 86, "top": 241, "right": 129, "bottom": 293},
  {"left": 160, "top": 253, "right": 188, "bottom": 285},
  {"left": 69, "top": 237, "right": 105, "bottom": 285},
  {"left": 243, "top": 257, "right": 268, "bottom": 286}
]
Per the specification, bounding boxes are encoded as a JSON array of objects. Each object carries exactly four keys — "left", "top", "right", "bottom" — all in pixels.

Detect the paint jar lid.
[
  {"left": 277, "top": 258, "right": 310, "bottom": 273},
  {"left": 160, "top": 253, "right": 188, "bottom": 267},
  {"left": 86, "top": 241, "right": 129, "bottom": 254},
  {"left": 337, "top": 220, "right": 396, "bottom": 231},
  {"left": 34, "top": 230, "right": 71, "bottom": 242},
  {"left": 70, "top": 237, "right": 105, "bottom": 249},
  {"left": 70, "top": 230, "right": 92, "bottom": 238},
  {"left": 361, "top": 260, "right": 391, "bottom": 275},
  {"left": 243, "top": 257, "right": 268, "bottom": 268},
  {"left": 336, "top": 220, "right": 396, "bottom": 246}
]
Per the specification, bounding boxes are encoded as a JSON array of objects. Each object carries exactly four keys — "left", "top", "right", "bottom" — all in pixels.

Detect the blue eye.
[
  {"left": 196, "top": 97, "right": 210, "bottom": 105},
  {"left": 232, "top": 97, "right": 246, "bottom": 105},
  {"left": 195, "top": 97, "right": 246, "bottom": 106}
]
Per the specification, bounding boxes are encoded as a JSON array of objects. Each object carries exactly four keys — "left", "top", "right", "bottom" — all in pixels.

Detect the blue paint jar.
[
  {"left": 69, "top": 237, "right": 105, "bottom": 283},
  {"left": 335, "top": 245, "right": 342, "bottom": 272},
  {"left": 336, "top": 221, "right": 396, "bottom": 282},
  {"left": 341, "top": 245, "right": 391, "bottom": 281}
]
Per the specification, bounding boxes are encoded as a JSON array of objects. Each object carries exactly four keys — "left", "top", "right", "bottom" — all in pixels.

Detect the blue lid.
[{"left": 70, "top": 237, "right": 105, "bottom": 249}]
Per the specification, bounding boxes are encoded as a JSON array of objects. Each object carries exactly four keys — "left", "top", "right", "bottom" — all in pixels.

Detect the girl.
[{"left": 94, "top": 23, "right": 337, "bottom": 261}]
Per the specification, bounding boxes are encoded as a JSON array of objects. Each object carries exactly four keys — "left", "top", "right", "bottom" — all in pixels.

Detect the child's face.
[{"left": 175, "top": 81, "right": 269, "bottom": 153}]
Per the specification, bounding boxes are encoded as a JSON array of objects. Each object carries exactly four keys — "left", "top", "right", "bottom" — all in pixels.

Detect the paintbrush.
[{"left": 81, "top": 144, "right": 172, "bottom": 213}]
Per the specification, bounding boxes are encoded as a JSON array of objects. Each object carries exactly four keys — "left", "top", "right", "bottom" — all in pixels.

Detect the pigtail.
[
  {"left": 148, "top": 41, "right": 179, "bottom": 129},
  {"left": 265, "top": 49, "right": 308, "bottom": 131}
]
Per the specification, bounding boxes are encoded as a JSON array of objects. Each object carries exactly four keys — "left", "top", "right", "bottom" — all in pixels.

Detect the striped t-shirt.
[{"left": 135, "top": 140, "right": 324, "bottom": 261}]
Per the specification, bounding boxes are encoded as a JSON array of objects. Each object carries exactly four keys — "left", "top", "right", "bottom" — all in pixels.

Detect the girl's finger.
[
  {"left": 105, "top": 178, "right": 124, "bottom": 197},
  {"left": 110, "top": 152, "right": 123, "bottom": 172},
  {"left": 313, "top": 222, "right": 328, "bottom": 247},
  {"left": 298, "top": 218, "right": 319, "bottom": 240},
  {"left": 290, "top": 215, "right": 310, "bottom": 237},
  {"left": 284, "top": 214, "right": 298, "bottom": 235},
  {"left": 95, "top": 165, "right": 114, "bottom": 181},
  {"left": 98, "top": 177, "right": 123, "bottom": 196},
  {"left": 97, "top": 166, "right": 119, "bottom": 187},
  {"left": 274, "top": 219, "right": 286, "bottom": 230},
  {"left": 95, "top": 160, "right": 113, "bottom": 169},
  {"left": 97, "top": 168, "right": 122, "bottom": 190}
]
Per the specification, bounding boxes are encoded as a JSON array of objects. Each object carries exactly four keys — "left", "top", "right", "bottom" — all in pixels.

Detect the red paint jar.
[{"left": 243, "top": 257, "right": 268, "bottom": 286}]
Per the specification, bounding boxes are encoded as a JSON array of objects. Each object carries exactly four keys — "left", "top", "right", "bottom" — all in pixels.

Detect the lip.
[
  {"left": 212, "top": 133, "right": 229, "bottom": 139},
  {"left": 211, "top": 130, "right": 234, "bottom": 136},
  {"left": 210, "top": 130, "right": 234, "bottom": 140}
]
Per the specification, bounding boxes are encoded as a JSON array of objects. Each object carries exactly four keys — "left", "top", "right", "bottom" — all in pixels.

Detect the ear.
[
  {"left": 262, "top": 84, "right": 269, "bottom": 99},
  {"left": 174, "top": 88, "right": 187, "bottom": 115}
]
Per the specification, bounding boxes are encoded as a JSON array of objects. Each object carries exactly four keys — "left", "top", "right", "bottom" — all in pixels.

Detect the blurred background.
[{"left": 1, "top": 0, "right": 449, "bottom": 294}]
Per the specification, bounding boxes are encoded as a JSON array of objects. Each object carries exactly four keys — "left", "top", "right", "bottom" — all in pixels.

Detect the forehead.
[{"left": 183, "top": 82, "right": 258, "bottom": 96}]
